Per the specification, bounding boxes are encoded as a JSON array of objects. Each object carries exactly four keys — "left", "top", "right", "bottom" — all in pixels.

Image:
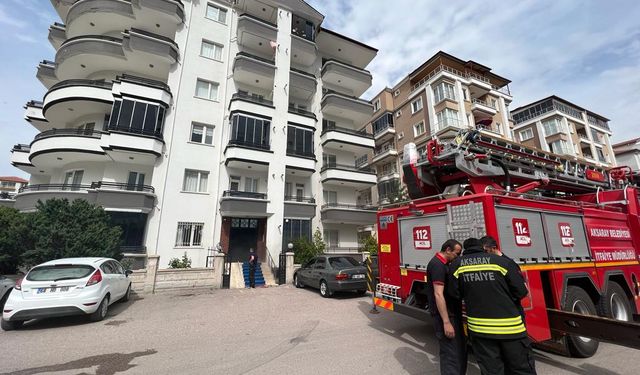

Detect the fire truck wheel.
[
  {"left": 599, "top": 282, "right": 632, "bottom": 322},
  {"left": 564, "top": 286, "right": 599, "bottom": 358},
  {"left": 319, "top": 280, "right": 332, "bottom": 298}
]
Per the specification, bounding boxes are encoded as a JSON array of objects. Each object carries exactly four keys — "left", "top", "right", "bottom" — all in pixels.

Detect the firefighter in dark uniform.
[{"left": 450, "top": 238, "right": 536, "bottom": 375}]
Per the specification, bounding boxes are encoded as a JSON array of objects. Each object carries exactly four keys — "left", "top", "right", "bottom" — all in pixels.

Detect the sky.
[{"left": 1, "top": 0, "right": 639, "bottom": 177}]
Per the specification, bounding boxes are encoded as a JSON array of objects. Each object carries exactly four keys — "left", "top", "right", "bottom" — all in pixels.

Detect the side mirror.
[{"left": 125, "top": 269, "right": 133, "bottom": 277}]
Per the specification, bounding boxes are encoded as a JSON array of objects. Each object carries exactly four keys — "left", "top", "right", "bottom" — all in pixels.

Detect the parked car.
[
  {"left": 0, "top": 275, "right": 16, "bottom": 310},
  {"left": 1, "top": 258, "right": 132, "bottom": 331},
  {"left": 293, "top": 256, "right": 368, "bottom": 297}
]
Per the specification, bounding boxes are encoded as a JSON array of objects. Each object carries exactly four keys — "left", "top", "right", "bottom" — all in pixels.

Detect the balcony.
[
  {"left": 219, "top": 190, "right": 269, "bottom": 218},
  {"left": 233, "top": 52, "right": 275, "bottom": 91},
  {"left": 321, "top": 59, "right": 372, "bottom": 97},
  {"left": 65, "top": 0, "right": 184, "bottom": 38},
  {"left": 289, "top": 68, "right": 317, "bottom": 101},
  {"left": 37, "top": 60, "right": 58, "bottom": 89},
  {"left": 320, "top": 203, "right": 377, "bottom": 225},
  {"left": 42, "top": 79, "right": 113, "bottom": 125},
  {"left": 236, "top": 13, "right": 278, "bottom": 58},
  {"left": 55, "top": 30, "right": 177, "bottom": 82},
  {"left": 465, "top": 71, "right": 492, "bottom": 97},
  {"left": 321, "top": 124, "right": 374, "bottom": 153},
  {"left": 230, "top": 92, "right": 274, "bottom": 109},
  {"left": 10, "top": 144, "right": 32, "bottom": 171},
  {"left": 29, "top": 128, "right": 105, "bottom": 169},
  {"left": 284, "top": 196, "right": 316, "bottom": 218},
  {"left": 371, "top": 144, "right": 398, "bottom": 164},
  {"left": 48, "top": 22, "right": 66, "bottom": 49},
  {"left": 24, "top": 101, "right": 49, "bottom": 131},
  {"left": 377, "top": 170, "right": 400, "bottom": 182},
  {"left": 433, "top": 117, "right": 465, "bottom": 139},
  {"left": 320, "top": 163, "right": 376, "bottom": 188},
  {"left": 471, "top": 98, "right": 497, "bottom": 116},
  {"left": 321, "top": 90, "right": 373, "bottom": 125},
  {"left": 13, "top": 182, "right": 156, "bottom": 213},
  {"left": 372, "top": 112, "right": 395, "bottom": 142}
]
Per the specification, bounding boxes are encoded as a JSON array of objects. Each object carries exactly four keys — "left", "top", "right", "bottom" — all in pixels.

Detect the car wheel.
[
  {"left": 120, "top": 284, "right": 132, "bottom": 303},
  {"left": 89, "top": 296, "right": 109, "bottom": 322},
  {"left": 294, "top": 274, "right": 304, "bottom": 288},
  {"left": 319, "top": 280, "right": 332, "bottom": 298},
  {"left": 1, "top": 319, "right": 23, "bottom": 331},
  {"left": 563, "top": 286, "right": 599, "bottom": 358}
]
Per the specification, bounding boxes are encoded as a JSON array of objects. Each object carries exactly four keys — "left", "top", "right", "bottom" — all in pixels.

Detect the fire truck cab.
[{"left": 374, "top": 130, "right": 640, "bottom": 357}]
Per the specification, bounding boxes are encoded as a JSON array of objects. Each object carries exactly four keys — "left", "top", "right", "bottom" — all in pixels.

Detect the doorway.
[{"left": 228, "top": 218, "right": 259, "bottom": 262}]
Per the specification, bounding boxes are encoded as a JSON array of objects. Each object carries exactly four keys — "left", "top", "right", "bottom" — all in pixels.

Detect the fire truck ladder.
[{"left": 415, "top": 130, "right": 614, "bottom": 194}]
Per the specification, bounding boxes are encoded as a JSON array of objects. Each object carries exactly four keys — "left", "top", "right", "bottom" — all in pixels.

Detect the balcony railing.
[
  {"left": 228, "top": 139, "right": 270, "bottom": 150},
  {"left": 18, "top": 184, "right": 93, "bottom": 193},
  {"left": 373, "top": 123, "right": 394, "bottom": 136},
  {"left": 61, "top": 34, "right": 122, "bottom": 48},
  {"left": 377, "top": 170, "right": 399, "bottom": 179},
  {"left": 472, "top": 98, "right": 497, "bottom": 109},
  {"left": 284, "top": 196, "right": 315, "bottom": 203},
  {"left": 410, "top": 64, "right": 511, "bottom": 96},
  {"left": 34, "top": 128, "right": 103, "bottom": 141},
  {"left": 117, "top": 74, "right": 171, "bottom": 92},
  {"left": 288, "top": 106, "right": 315, "bottom": 118},
  {"left": 26, "top": 100, "right": 44, "bottom": 108},
  {"left": 321, "top": 58, "right": 370, "bottom": 74},
  {"left": 321, "top": 163, "right": 373, "bottom": 173},
  {"left": 373, "top": 144, "right": 397, "bottom": 156},
  {"left": 12, "top": 144, "right": 31, "bottom": 152},
  {"left": 322, "top": 123, "right": 373, "bottom": 138},
  {"left": 238, "top": 13, "right": 278, "bottom": 29},
  {"left": 321, "top": 203, "right": 376, "bottom": 210},
  {"left": 18, "top": 182, "right": 155, "bottom": 194},
  {"left": 236, "top": 51, "right": 275, "bottom": 65},
  {"left": 231, "top": 92, "right": 274, "bottom": 107},
  {"left": 91, "top": 181, "right": 155, "bottom": 193},
  {"left": 355, "top": 155, "right": 368, "bottom": 168},
  {"left": 291, "top": 67, "right": 315, "bottom": 79},
  {"left": 129, "top": 28, "right": 179, "bottom": 49},
  {"left": 107, "top": 126, "right": 163, "bottom": 139},
  {"left": 49, "top": 79, "right": 113, "bottom": 91},
  {"left": 222, "top": 190, "right": 267, "bottom": 199},
  {"left": 432, "top": 118, "right": 463, "bottom": 132},
  {"left": 286, "top": 149, "right": 315, "bottom": 158}
]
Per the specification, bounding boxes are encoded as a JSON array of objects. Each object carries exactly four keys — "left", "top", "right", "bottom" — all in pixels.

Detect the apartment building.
[
  {"left": 613, "top": 138, "right": 640, "bottom": 170},
  {"left": 0, "top": 176, "right": 28, "bottom": 200},
  {"left": 361, "top": 51, "right": 513, "bottom": 203},
  {"left": 9, "top": 0, "right": 377, "bottom": 268},
  {"left": 512, "top": 96, "right": 615, "bottom": 167}
]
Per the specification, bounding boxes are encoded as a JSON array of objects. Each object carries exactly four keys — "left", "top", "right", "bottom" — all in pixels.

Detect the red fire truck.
[{"left": 373, "top": 130, "right": 640, "bottom": 357}]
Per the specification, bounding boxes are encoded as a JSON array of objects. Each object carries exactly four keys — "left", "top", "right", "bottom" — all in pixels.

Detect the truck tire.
[
  {"left": 599, "top": 282, "right": 632, "bottom": 321},
  {"left": 563, "top": 286, "right": 599, "bottom": 358}
]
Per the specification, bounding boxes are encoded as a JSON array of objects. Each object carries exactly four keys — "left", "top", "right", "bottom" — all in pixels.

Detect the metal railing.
[
  {"left": 355, "top": 155, "right": 368, "bottom": 168},
  {"left": 61, "top": 34, "right": 122, "bottom": 48},
  {"left": 117, "top": 74, "right": 171, "bottom": 92},
  {"left": 321, "top": 203, "right": 377, "bottom": 211},
  {"left": 34, "top": 128, "right": 103, "bottom": 140},
  {"left": 321, "top": 58, "right": 371, "bottom": 74},
  {"left": 26, "top": 100, "right": 44, "bottom": 108},
  {"left": 231, "top": 92, "right": 273, "bottom": 106},
  {"left": 120, "top": 245, "right": 146, "bottom": 254},
  {"left": 92, "top": 181, "right": 155, "bottom": 193},
  {"left": 18, "top": 181, "right": 155, "bottom": 194},
  {"left": 290, "top": 67, "right": 315, "bottom": 78},
  {"left": 129, "top": 28, "right": 179, "bottom": 49},
  {"left": 107, "top": 125, "right": 163, "bottom": 139},
  {"left": 410, "top": 64, "right": 511, "bottom": 96},
  {"left": 322, "top": 89, "right": 368, "bottom": 103},
  {"left": 286, "top": 149, "right": 315, "bottom": 158},
  {"left": 49, "top": 79, "right": 113, "bottom": 91},
  {"left": 321, "top": 163, "right": 373, "bottom": 173},
  {"left": 238, "top": 13, "right": 278, "bottom": 29},
  {"left": 222, "top": 190, "right": 267, "bottom": 199},
  {"left": 18, "top": 184, "right": 93, "bottom": 193},
  {"left": 377, "top": 170, "right": 399, "bottom": 179},
  {"left": 284, "top": 195, "right": 315, "bottom": 203},
  {"left": 432, "top": 118, "right": 463, "bottom": 132},
  {"left": 40, "top": 59, "right": 56, "bottom": 66},
  {"left": 288, "top": 106, "right": 316, "bottom": 118},
  {"left": 373, "top": 144, "right": 397, "bottom": 156},
  {"left": 471, "top": 98, "right": 497, "bottom": 109},
  {"left": 236, "top": 51, "right": 275, "bottom": 65},
  {"left": 12, "top": 144, "right": 30, "bottom": 152},
  {"left": 265, "top": 247, "right": 279, "bottom": 284},
  {"left": 322, "top": 123, "right": 373, "bottom": 138},
  {"left": 227, "top": 138, "right": 270, "bottom": 150}
]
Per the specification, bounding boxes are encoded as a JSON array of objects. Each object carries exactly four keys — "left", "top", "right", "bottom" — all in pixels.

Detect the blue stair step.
[{"left": 243, "top": 262, "right": 265, "bottom": 286}]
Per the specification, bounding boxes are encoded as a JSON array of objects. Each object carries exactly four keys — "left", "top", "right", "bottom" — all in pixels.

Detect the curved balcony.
[
  {"left": 10, "top": 144, "right": 33, "bottom": 172},
  {"left": 321, "top": 90, "right": 373, "bottom": 125},
  {"left": 29, "top": 129, "right": 106, "bottom": 169},
  {"left": 233, "top": 52, "right": 275, "bottom": 91},
  {"left": 219, "top": 190, "right": 269, "bottom": 218},
  {"left": 320, "top": 203, "right": 377, "bottom": 225},
  {"left": 321, "top": 124, "right": 374, "bottom": 153},
  {"left": 55, "top": 31, "right": 177, "bottom": 82},
  {"left": 322, "top": 59, "right": 372, "bottom": 98},
  {"left": 42, "top": 79, "right": 113, "bottom": 125},
  {"left": 320, "top": 163, "right": 376, "bottom": 188},
  {"left": 65, "top": 0, "right": 183, "bottom": 38},
  {"left": 37, "top": 60, "right": 58, "bottom": 89},
  {"left": 48, "top": 22, "right": 66, "bottom": 49},
  {"left": 24, "top": 100, "right": 49, "bottom": 131},
  {"left": 14, "top": 182, "right": 156, "bottom": 213}
]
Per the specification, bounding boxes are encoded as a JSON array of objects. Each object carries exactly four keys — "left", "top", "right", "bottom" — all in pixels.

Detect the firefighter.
[
  {"left": 450, "top": 238, "right": 536, "bottom": 375},
  {"left": 426, "top": 239, "right": 467, "bottom": 375}
]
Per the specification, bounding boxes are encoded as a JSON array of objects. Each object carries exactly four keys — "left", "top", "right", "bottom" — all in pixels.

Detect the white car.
[{"left": 1, "top": 258, "right": 132, "bottom": 331}]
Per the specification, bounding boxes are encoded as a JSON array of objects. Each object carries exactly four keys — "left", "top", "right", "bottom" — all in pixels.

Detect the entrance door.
[{"left": 228, "top": 218, "right": 259, "bottom": 262}]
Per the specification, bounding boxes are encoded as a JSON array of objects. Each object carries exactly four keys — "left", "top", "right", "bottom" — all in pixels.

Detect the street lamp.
[{"left": 287, "top": 242, "right": 293, "bottom": 252}]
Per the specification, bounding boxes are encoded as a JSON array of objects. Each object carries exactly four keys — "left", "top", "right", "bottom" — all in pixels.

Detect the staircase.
[{"left": 242, "top": 262, "right": 265, "bottom": 287}]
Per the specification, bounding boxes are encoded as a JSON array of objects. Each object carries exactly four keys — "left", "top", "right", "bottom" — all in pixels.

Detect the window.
[
  {"left": 462, "top": 88, "right": 468, "bottom": 101},
  {"left": 435, "top": 108, "right": 459, "bottom": 129},
  {"left": 229, "top": 175, "right": 241, "bottom": 191},
  {"left": 195, "top": 79, "right": 219, "bottom": 101},
  {"left": 323, "top": 230, "right": 339, "bottom": 247},
  {"left": 127, "top": 172, "right": 145, "bottom": 191},
  {"left": 78, "top": 122, "right": 95, "bottom": 135},
  {"left": 286, "top": 125, "right": 314, "bottom": 157},
  {"left": 229, "top": 113, "right": 271, "bottom": 149},
  {"left": 323, "top": 190, "right": 337, "bottom": 204},
  {"left": 372, "top": 112, "right": 394, "bottom": 134},
  {"left": 542, "top": 118, "right": 563, "bottom": 136},
  {"left": 282, "top": 218, "right": 311, "bottom": 251},
  {"left": 108, "top": 99, "right": 165, "bottom": 136},
  {"left": 596, "top": 147, "right": 606, "bottom": 162},
  {"left": 200, "top": 40, "right": 223, "bottom": 61},
  {"left": 182, "top": 169, "right": 209, "bottom": 193},
  {"left": 549, "top": 140, "right": 571, "bottom": 155},
  {"left": 63, "top": 170, "right": 84, "bottom": 190},
  {"left": 591, "top": 129, "right": 602, "bottom": 144},
  {"left": 244, "top": 177, "right": 258, "bottom": 193},
  {"left": 206, "top": 3, "right": 227, "bottom": 23},
  {"left": 519, "top": 128, "right": 534, "bottom": 141},
  {"left": 322, "top": 153, "right": 337, "bottom": 168},
  {"left": 413, "top": 121, "right": 426, "bottom": 137},
  {"left": 373, "top": 98, "right": 381, "bottom": 112},
  {"left": 433, "top": 81, "right": 456, "bottom": 103},
  {"left": 411, "top": 98, "right": 423, "bottom": 114},
  {"left": 295, "top": 183, "right": 304, "bottom": 200},
  {"left": 190, "top": 122, "right": 214, "bottom": 145},
  {"left": 175, "top": 222, "right": 204, "bottom": 247}
]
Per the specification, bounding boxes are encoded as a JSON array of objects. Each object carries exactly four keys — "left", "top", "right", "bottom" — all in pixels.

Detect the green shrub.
[
  {"left": 292, "top": 228, "right": 326, "bottom": 265},
  {"left": 359, "top": 234, "right": 378, "bottom": 255},
  {"left": 168, "top": 252, "right": 192, "bottom": 268}
]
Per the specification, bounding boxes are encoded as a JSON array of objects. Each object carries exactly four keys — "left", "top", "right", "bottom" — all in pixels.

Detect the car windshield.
[
  {"left": 26, "top": 265, "right": 95, "bottom": 281},
  {"left": 328, "top": 257, "right": 360, "bottom": 269}
]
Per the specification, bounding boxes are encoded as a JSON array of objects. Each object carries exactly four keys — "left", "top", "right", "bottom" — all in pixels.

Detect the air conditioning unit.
[{"left": 398, "top": 132, "right": 404, "bottom": 140}]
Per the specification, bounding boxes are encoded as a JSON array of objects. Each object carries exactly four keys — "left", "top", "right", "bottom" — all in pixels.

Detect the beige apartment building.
[
  {"left": 511, "top": 96, "right": 615, "bottom": 167},
  {"left": 359, "top": 51, "right": 514, "bottom": 204}
]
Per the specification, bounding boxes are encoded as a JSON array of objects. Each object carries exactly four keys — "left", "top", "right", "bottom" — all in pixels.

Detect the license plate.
[
  {"left": 37, "top": 288, "right": 46, "bottom": 294},
  {"left": 352, "top": 274, "right": 365, "bottom": 279},
  {"left": 61, "top": 286, "right": 69, "bottom": 292},
  {"left": 50, "top": 287, "right": 57, "bottom": 293}
]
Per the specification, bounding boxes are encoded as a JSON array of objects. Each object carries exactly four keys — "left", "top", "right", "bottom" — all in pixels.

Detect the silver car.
[
  {"left": 294, "top": 256, "right": 368, "bottom": 297},
  {"left": 1, "top": 275, "right": 16, "bottom": 310}
]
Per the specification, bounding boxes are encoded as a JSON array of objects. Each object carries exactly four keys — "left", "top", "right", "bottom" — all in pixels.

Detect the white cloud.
[{"left": 309, "top": 0, "right": 640, "bottom": 142}]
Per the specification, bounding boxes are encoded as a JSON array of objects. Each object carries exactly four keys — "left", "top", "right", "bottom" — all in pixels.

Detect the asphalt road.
[{"left": 0, "top": 286, "right": 637, "bottom": 374}]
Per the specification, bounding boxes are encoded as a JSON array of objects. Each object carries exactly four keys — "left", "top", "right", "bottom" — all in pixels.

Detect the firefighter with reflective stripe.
[{"left": 449, "top": 238, "right": 536, "bottom": 375}]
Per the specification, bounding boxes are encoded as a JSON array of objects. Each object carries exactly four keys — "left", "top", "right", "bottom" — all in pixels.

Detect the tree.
[
  {"left": 0, "top": 206, "right": 30, "bottom": 274},
  {"left": 21, "top": 199, "right": 123, "bottom": 267},
  {"left": 359, "top": 234, "right": 378, "bottom": 255},
  {"left": 385, "top": 179, "right": 408, "bottom": 204},
  {"left": 292, "top": 228, "right": 326, "bottom": 265},
  {"left": 168, "top": 252, "right": 192, "bottom": 268}
]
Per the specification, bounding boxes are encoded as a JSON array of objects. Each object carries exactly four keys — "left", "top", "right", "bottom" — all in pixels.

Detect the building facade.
[
  {"left": 9, "top": 0, "right": 377, "bottom": 268},
  {"left": 361, "top": 51, "right": 513, "bottom": 204},
  {"left": 0, "top": 176, "right": 28, "bottom": 200},
  {"left": 511, "top": 96, "right": 615, "bottom": 167},
  {"left": 613, "top": 138, "right": 640, "bottom": 171}
]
